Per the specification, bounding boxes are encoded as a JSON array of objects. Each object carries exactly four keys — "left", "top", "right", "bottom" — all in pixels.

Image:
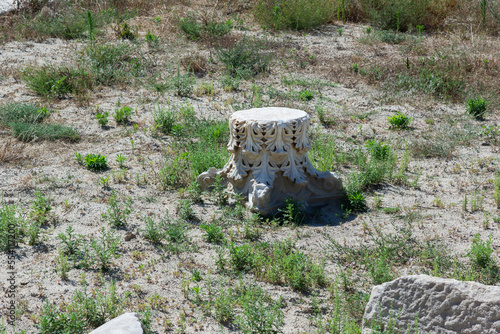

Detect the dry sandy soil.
[{"left": 0, "top": 2, "right": 499, "bottom": 333}]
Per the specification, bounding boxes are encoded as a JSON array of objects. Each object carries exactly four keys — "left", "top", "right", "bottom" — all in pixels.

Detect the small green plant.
[
  {"left": 176, "top": 199, "right": 195, "bottom": 221},
  {"left": 91, "top": 227, "right": 121, "bottom": 271},
  {"left": 83, "top": 153, "right": 108, "bottom": 171},
  {"left": 116, "top": 154, "right": 127, "bottom": 169},
  {"left": 315, "top": 105, "right": 335, "bottom": 126},
  {"left": 172, "top": 66, "right": 194, "bottom": 97},
  {"left": 96, "top": 111, "right": 109, "bottom": 127},
  {"left": 467, "top": 234, "right": 494, "bottom": 269},
  {"left": 470, "top": 191, "right": 484, "bottom": 212},
  {"left": 116, "top": 22, "right": 136, "bottom": 40},
  {"left": 277, "top": 198, "right": 305, "bottom": 226},
  {"left": 416, "top": 24, "right": 424, "bottom": 38},
  {"left": 31, "top": 190, "right": 52, "bottom": 224},
  {"left": 198, "top": 82, "right": 215, "bottom": 96},
  {"left": 366, "top": 26, "right": 372, "bottom": 34},
  {"left": 200, "top": 222, "right": 225, "bottom": 244},
  {"left": 102, "top": 191, "right": 133, "bottom": 228},
  {"left": 153, "top": 103, "right": 177, "bottom": 134},
  {"left": 178, "top": 15, "right": 232, "bottom": 41},
  {"left": 99, "top": 175, "right": 110, "bottom": 188},
  {"left": 57, "top": 226, "right": 81, "bottom": 257},
  {"left": 352, "top": 62, "right": 359, "bottom": 73},
  {"left": 164, "top": 221, "right": 190, "bottom": 253},
  {"left": 344, "top": 190, "right": 367, "bottom": 213},
  {"left": 55, "top": 248, "right": 70, "bottom": 280},
  {"left": 338, "top": 27, "right": 343, "bottom": 36},
  {"left": 466, "top": 97, "right": 487, "bottom": 120},
  {"left": 114, "top": 106, "right": 133, "bottom": 124},
  {"left": 221, "top": 75, "right": 240, "bottom": 92},
  {"left": 388, "top": 111, "right": 411, "bottom": 130},
  {"left": 145, "top": 30, "right": 159, "bottom": 47},
  {"left": 236, "top": 285, "right": 284, "bottom": 334},
  {"left": 299, "top": 90, "right": 314, "bottom": 101},
  {"left": 178, "top": 16, "right": 202, "bottom": 40},
  {"left": 141, "top": 213, "right": 170, "bottom": 244}
]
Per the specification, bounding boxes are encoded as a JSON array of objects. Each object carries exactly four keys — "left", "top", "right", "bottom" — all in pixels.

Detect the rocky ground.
[{"left": 0, "top": 1, "right": 499, "bottom": 333}]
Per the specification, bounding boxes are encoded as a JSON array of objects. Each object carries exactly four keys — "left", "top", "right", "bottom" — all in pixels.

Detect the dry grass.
[{"left": 0, "top": 138, "right": 25, "bottom": 165}]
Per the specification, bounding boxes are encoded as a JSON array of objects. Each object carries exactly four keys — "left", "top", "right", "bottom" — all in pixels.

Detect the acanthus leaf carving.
[{"left": 252, "top": 149, "right": 278, "bottom": 186}]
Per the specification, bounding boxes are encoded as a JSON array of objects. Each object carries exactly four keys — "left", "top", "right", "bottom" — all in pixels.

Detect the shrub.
[
  {"left": 216, "top": 37, "right": 272, "bottom": 79},
  {"left": 254, "top": 0, "right": 335, "bottom": 30},
  {"left": 359, "top": 0, "right": 456, "bottom": 32},
  {"left": 83, "top": 153, "right": 108, "bottom": 171},
  {"left": 84, "top": 42, "right": 150, "bottom": 86},
  {"left": 467, "top": 97, "right": 487, "bottom": 120},
  {"left": 387, "top": 111, "right": 411, "bottom": 130},
  {"left": 178, "top": 15, "right": 232, "bottom": 41}
]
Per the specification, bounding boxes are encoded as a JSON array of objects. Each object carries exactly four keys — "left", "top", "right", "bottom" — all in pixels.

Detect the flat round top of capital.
[{"left": 231, "top": 107, "right": 309, "bottom": 123}]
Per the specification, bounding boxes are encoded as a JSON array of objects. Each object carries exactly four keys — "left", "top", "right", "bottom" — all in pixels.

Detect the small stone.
[
  {"left": 124, "top": 232, "right": 136, "bottom": 241},
  {"left": 89, "top": 312, "right": 143, "bottom": 334}
]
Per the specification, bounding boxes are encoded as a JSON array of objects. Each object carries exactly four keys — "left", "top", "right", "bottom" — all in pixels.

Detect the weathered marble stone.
[
  {"left": 362, "top": 275, "right": 500, "bottom": 334},
  {"left": 89, "top": 312, "right": 143, "bottom": 334},
  {"left": 197, "top": 107, "right": 343, "bottom": 215}
]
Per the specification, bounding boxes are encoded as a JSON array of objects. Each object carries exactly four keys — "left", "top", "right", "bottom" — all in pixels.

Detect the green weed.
[
  {"left": 21, "top": 65, "right": 94, "bottom": 100},
  {"left": 114, "top": 105, "right": 133, "bottom": 124},
  {"left": 82, "top": 153, "right": 108, "bottom": 172},
  {"left": 200, "top": 222, "right": 225, "bottom": 244},
  {"left": 153, "top": 104, "right": 177, "bottom": 134},
  {"left": 467, "top": 97, "right": 487, "bottom": 120},
  {"left": 387, "top": 111, "right": 411, "bottom": 130},
  {"left": 101, "top": 191, "right": 133, "bottom": 228},
  {"left": 96, "top": 111, "right": 109, "bottom": 127},
  {"left": 221, "top": 240, "right": 326, "bottom": 291}
]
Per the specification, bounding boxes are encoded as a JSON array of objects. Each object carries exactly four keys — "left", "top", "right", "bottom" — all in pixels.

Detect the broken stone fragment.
[
  {"left": 89, "top": 312, "right": 144, "bottom": 334},
  {"left": 362, "top": 275, "right": 500, "bottom": 334}
]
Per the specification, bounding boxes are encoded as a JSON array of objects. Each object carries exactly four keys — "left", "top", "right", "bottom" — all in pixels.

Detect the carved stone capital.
[{"left": 197, "top": 107, "right": 343, "bottom": 216}]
